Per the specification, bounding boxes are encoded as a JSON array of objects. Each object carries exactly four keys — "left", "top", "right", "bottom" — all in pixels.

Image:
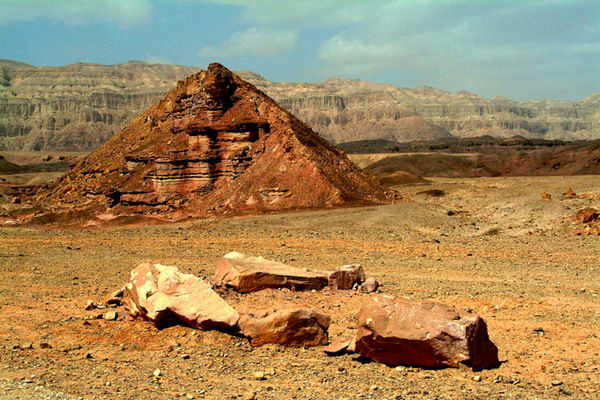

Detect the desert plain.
[{"left": 0, "top": 174, "right": 599, "bottom": 400}]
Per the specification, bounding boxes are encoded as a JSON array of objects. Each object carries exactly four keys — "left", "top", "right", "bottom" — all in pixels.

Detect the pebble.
[
  {"left": 85, "top": 300, "right": 96, "bottom": 310},
  {"left": 473, "top": 375, "right": 482, "bottom": 382},
  {"left": 153, "top": 369, "right": 161, "bottom": 377},
  {"left": 253, "top": 371, "right": 265, "bottom": 380},
  {"left": 551, "top": 380, "right": 563, "bottom": 386},
  {"left": 243, "top": 392, "right": 256, "bottom": 400},
  {"left": 104, "top": 311, "right": 117, "bottom": 321}
]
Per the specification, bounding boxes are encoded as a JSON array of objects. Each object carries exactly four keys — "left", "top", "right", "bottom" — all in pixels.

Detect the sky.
[{"left": 0, "top": 0, "right": 598, "bottom": 101}]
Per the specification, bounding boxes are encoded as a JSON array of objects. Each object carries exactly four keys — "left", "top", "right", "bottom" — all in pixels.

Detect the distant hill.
[
  {"left": 0, "top": 59, "right": 32, "bottom": 68},
  {"left": 360, "top": 138, "right": 600, "bottom": 181},
  {"left": 0, "top": 59, "right": 598, "bottom": 151},
  {"left": 0, "top": 155, "right": 31, "bottom": 174}
]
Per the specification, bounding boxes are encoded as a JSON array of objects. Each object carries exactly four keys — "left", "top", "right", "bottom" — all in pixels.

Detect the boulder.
[
  {"left": 353, "top": 295, "right": 499, "bottom": 370},
  {"left": 213, "top": 252, "right": 328, "bottom": 293},
  {"left": 319, "top": 264, "right": 365, "bottom": 290},
  {"left": 123, "top": 263, "right": 239, "bottom": 330},
  {"left": 239, "top": 308, "right": 330, "bottom": 347}
]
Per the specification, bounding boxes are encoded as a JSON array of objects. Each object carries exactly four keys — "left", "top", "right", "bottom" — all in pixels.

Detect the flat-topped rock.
[
  {"left": 353, "top": 294, "right": 499, "bottom": 370},
  {"left": 213, "top": 252, "right": 328, "bottom": 293},
  {"left": 123, "top": 263, "right": 239, "bottom": 330},
  {"left": 318, "top": 264, "right": 365, "bottom": 290},
  {"left": 239, "top": 308, "right": 330, "bottom": 347}
]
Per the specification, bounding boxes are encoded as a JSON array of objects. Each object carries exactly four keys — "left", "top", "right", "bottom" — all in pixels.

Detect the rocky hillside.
[
  {"left": 36, "top": 63, "right": 397, "bottom": 220},
  {"left": 1, "top": 59, "right": 598, "bottom": 151},
  {"left": 0, "top": 59, "right": 198, "bottom": 151},
  {"left": 238, "top": 72, "right": 600, "bottom": 144}
]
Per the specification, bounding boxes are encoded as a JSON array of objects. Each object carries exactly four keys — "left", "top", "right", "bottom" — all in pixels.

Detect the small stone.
[
  {"left": 254, "top": 371, "right": 265, "bottom": 380},
  {"left": 181, "top": 354, "right": 190, "bottom": 359},
  {"left": 359, "top": 277, "right": 379, "bottom": 293},
  {"left": 370, "top": 385, "right": 378, "bottom": 391},
  {"left": 105, "top": 311, "right": 118, "bottom": 321},
  {"left": 551, "top": 380, "right": 563, "bottom": 386},
  {"left": 39, "top": 342, "right": 52, "bottom": 349},
  {"left": 20, "top": 342, "right": 33, "bottom": 350},
  {"left": 243, "top": 392, "right": 256, "bottom": 400},
  {"left": 473, "top": 375, "right": 482, "bottom": 382},
  {"left": 85, "top": 300, "right": 97, "bottom": 310},
  {"left": 153, "top": 369, "right": 161, "bottom": 377},
  {"left": 186, "top": 394, "right": 195, "bottom": 399}
]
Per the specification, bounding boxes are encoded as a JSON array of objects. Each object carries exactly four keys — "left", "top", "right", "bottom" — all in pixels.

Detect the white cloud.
[
  {"left": 199, "top": 27, "right": 299, "bottom": 59},
  {"left": 312, "top": 0, "right": 599, "bottom": 100},
  {"left": 0, "top": 0, "right": 153, "bottom": 26}
]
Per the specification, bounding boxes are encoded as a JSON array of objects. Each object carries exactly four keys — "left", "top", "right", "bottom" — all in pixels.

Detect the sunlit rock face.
[{"left": 37, "top": 63, "right": 398, "bottom": 218}]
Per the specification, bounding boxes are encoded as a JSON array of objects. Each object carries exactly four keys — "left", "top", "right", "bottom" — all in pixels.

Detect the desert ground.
[{"left": 1, "top": 175, "right": 599, "bottom": 399}]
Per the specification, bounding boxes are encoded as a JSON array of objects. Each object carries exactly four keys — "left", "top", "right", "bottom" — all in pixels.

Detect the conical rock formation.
[{"left": 37, "top": 63, "right": 398, "bottom": 218}]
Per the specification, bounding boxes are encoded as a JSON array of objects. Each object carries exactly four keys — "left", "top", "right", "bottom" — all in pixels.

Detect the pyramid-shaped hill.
[{"left": 37, "top": 63, "right": 399, "bottom": 218}]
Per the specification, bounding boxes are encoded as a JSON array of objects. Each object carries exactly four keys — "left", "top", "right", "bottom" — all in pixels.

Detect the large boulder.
[
  {"left": 213, "top": 252, "right": 328, "bottom": 293},
  {"left": 239, "top": 308, "right": 330, "bottom": 347},
  {"left": 319, "top": 264, "right": 365, "bottom": 290},
  {"left": 353, "top": 295, "right": 499, "bottom": 370},
  {"left": 123, "top": 263, "right": 239, "bottom": 330}
]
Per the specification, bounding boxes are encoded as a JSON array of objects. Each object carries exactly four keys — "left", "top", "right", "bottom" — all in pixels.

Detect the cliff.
[
  {"left": 1, "top": 60, "right": 598, "bottom": 152},
  {"left": 0, "top": 60, "right": 198, "bottom": 151},
  {"left": 238, "top": 73, "right": 600, "bottom": 144}
]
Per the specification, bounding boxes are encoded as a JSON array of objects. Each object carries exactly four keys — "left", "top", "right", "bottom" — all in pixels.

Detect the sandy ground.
[{"left": 1, "top": 175, "right": 599, "bottom": 399}]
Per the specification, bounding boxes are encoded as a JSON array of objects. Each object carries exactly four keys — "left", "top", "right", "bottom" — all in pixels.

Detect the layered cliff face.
[
  {"left": 0, "top": 60, "right": 198, "bottom": 151},
  {"left": 238, "top": 73, "right": 600, "bottom": 143},
  {"left": 1, "top": 59, "right": 598, "bottom": 152},
  {"left": 37, "top": 64, "right": 397, "bottom": 218},
  {"left": 236, "top": 73, "right": 453, "bottom": 144}
]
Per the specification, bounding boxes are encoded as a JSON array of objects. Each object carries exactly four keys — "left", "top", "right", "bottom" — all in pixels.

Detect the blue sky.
[{"left": 1, "top": 0, "right": 598, "bottom": 101}]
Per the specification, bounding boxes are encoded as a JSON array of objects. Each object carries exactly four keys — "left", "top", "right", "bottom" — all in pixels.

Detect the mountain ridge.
[{"left": 1, "top": 59, "right": 598, "bottom": 151}]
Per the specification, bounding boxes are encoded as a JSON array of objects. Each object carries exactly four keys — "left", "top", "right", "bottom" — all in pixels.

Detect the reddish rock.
[
  {"left": 36, "top": 63, "right": 398, "bottom": 220},
  {"left": 213, "top": 252, "right": 328, "bottom": 293},
  {"left": 123, "top": 263, "right": 239, "bottom": 330},
  {"left": 319, "top": 264, "right": 365, "bottom": 290},
  {"left": 541, "top": 192, "right": 551, "bottom": 200},
  {"left": 239, "top": 308, "right": 330, "bottom": 347},
  {"left": 323, "top": 338, "right": 353, "bottom": 356},
  {"left": 353, "top": 294, "right": 499, "bottom": 370},
  {"left": 359, "top": 277, "right": 380, "bottom": 293},
  {"left": 563, "top": 187, "right": 577, "bottom": 197},
  {"left": 576, "top": 207, "right": 599, "bottom": 224}
]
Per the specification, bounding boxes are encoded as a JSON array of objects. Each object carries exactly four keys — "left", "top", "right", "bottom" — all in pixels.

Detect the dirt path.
[{"left": 1, "top": 176, "right": 599, "bottom": 399}]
